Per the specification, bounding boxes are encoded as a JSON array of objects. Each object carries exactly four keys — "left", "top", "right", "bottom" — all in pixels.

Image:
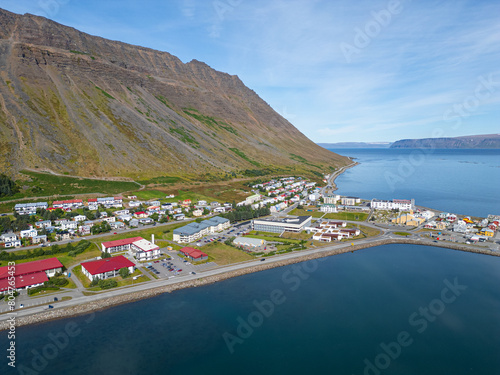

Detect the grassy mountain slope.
[{"left": 0, "top": 8, "right": 349, "bottom": 179}]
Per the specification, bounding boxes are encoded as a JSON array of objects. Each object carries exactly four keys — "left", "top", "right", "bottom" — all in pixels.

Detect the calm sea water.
[
  {"left": 329, "top": 148, "right": 500, "bottom": 217},
  {"left": 3, "top": 244, "right": 500, "bottom": 375},
  {"left": 2, "top": 149, "right": 499, "bottom": 375}
]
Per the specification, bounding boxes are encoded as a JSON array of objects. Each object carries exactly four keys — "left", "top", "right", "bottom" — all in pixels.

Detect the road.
[
  {"left": 321, "top": 160, "right": 357, "bottom": 195},
  {"left": 0, "top": 218, "right": 470, "bottom": 323},
  {"left": 5, "top": 217, "right": 196, "bottom": 252}
]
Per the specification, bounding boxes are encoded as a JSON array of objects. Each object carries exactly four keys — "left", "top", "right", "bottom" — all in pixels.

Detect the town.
[{"left": 0, "top": 174, "right": 499, "bottom": 314}]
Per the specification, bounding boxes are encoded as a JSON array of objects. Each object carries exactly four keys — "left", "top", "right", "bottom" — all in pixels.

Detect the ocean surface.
[
  {"left": 2, "top": 148, "right": 500, "bottom": 375},
  {"left": 3, "top": 244, "right": 500, "bottom": 375},
  {"left": 328, "top": 148, "right": 500, "bottom": 218}
]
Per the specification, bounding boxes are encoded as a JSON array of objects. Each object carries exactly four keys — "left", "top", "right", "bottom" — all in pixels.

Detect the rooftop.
[{"left": 81, "top": 255, "right": 134, "bottom": 276}]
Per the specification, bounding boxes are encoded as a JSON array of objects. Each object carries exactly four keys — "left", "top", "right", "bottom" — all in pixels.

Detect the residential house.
[
  {"left": 110, "top": 221, "right": 125, "bottom": 230},
  {"left": 57, "top": 231, "right": 71, "bottom": 241},
  {"left": 341, "top": 197, "right": 361, "bottom": 206},
  {"left": 1, "top": 233, "right": 18, "bottom": 243},
  {"left": 79, "top": 225, "right": 91, "bottom": 236},
  {"left": 173, "top": 214, "right": 185, "bottom": 221},
  {"left": 32, "top": 235, "right": 47, "bottom": 244},
  {"left": 20, "top": 228, "right": 38, "bottom": 238},
  {"left": 73, "top": 215, "right": 87, "bottom": 222},
  {"left": 35, "top": 220, "right": 52, "bottom": 229},
  {"left": 14, "top": 202, "right": 48, "bottom": 215}
]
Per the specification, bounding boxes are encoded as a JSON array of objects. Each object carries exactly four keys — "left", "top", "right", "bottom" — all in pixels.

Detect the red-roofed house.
[
  {"left": 81, "top": 255, "right": 135, "bottom": 280},
  {"left": 101, "top": 237, "right": 143, "bottom": 253},
  {"left": 133, "top": 211, "right": 148, "bottom": 218},
  {"left": 0, "top": 258, "right": 63, "bottom": 293},
  {"left": 179, "top": 247, "right": 208, "bottom": 261}
]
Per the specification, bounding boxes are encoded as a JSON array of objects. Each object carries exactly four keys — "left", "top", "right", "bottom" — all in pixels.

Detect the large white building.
[
  {"left": 370, "top": 199, "right": 415, "bottom": 211},
  {"left": 252, "top": 216, "right": 312, "bottom": 234},
  {"left": 101, "top": 236, "right": 160, "bottom": 260}
]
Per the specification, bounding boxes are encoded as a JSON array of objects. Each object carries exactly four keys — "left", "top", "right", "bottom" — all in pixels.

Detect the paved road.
[
  {"left": 5, "top": 217, "right": 196, "bottom": 252},
  {"left": 0, "top": 223, "right": 434, "bottom": 322},
  {"left": 321, "top": 161, "right": 357, "bottom": 195}
]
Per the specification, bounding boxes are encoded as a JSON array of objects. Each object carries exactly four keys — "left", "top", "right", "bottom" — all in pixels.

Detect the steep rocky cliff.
[{"left": 0, "top": 8, "right": 349, "bottom": 179}]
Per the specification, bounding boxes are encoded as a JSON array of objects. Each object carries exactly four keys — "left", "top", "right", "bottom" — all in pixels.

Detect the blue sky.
[{"left": 1, "top": 0, "right": 499, "bottom": 143}]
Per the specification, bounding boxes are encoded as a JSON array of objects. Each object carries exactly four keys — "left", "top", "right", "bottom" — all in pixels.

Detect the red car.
[
  {"left": 178, "top": 269, "right": 183, "bottom": 272},
  {"left": 113, "top": 232, "right": 117, "bottom": 234}
]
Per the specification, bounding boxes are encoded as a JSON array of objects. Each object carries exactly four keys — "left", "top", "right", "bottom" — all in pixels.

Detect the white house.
[
  {"left": 320, "top": 204, "right": 337, "bottom": 213},
  {"left": 73, "top": 215, "right": 87, "bottom": 222},
  {"left": 1, "top": 233, "right": 18, "bottom": 243},
  {"left": 20, "top": 229, "right": 38, "bottom": 238}
]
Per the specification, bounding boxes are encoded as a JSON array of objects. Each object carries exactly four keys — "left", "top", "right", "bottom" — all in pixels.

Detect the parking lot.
[
  {"left": 141, "top": 249, "right": 216, "bottom": 279},
  {"left": 193, "top": 222, "right": 253, "bottom": 247}
]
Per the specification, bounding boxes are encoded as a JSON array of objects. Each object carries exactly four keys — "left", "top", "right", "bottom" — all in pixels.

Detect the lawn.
[
  {"left": 128, "top": 190, "right": 168, "bottom": 200},
  {"left": 350, "top": 224, "right": 382, "bottom": 238},
  {"left": 246, "top": 231, "right": 303, "bottom": 244},
  {"left": 394, "top": 232, "right": 412, "bottom": 236},
  {"left": 0, "top": 245, "right": 101, "bottom": 269},
  {"left": 93, "top": 221, "right": 188, "bottom": 246},
  {"left": 290, "top": 208, "right": 369, "bottom": 221},
  {"left": 201, "top": 242, "right": 254, "bottom": 265},
  {"left": 72, "top": 265, "right": 91, "bottom": 288},
  {"left": 1, "top": 170, "right": 139, "bottom": 201}
]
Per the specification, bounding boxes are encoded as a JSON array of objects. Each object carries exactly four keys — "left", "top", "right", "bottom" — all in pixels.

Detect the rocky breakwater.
[{"left": 1, "top": 238, "right": 498, "bottom": 331}]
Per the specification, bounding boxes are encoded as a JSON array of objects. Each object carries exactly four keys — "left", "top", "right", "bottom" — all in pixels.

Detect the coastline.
[
  {"left": 1, "top": 238, "right": 498, "bottom": 331},
  {"left": 329, "top": 159, "right": 358, "bottom": 192}
]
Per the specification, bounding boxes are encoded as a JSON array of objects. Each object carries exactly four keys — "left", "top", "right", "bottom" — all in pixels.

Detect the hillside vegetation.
[{"left": 0, "top": 8, "right": 349, "bottom": 180}]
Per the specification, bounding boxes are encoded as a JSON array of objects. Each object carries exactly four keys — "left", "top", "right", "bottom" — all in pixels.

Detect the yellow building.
[
  {"left": 392, "top": 214, "right": 425, "bottom": 227},
  {"left": 479, "top": 229, "right": 494, "bottom": 237}
]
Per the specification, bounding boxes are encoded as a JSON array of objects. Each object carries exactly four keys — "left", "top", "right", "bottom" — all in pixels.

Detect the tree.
[
  {"left": 0, "top": 174, "right": 19, "bottom": 197},
  {"left": 119, "top": 267, "right": 130, "bottom": 278},
  {"left": 101, "top": 251, "right": 111, "bottom": 258}
]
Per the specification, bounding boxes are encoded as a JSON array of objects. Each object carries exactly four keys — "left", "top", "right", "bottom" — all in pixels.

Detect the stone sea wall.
[{"left": 1, "top": 239, "right": 497, "bottom": 331}]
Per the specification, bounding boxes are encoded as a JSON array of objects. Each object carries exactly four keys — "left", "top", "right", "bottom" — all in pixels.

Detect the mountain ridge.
[
  {"left": 0, "top": 8, "right": 349, "bottom": 179},
  {"left": 390, "top": 134, "right": 500, "bottom": 149}
]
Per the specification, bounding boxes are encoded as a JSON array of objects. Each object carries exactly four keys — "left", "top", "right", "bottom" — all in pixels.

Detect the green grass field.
[
  {"left": 128, "top": 189, "right": 218, "bottom": 204},
  {"left": 1, "top": 171, "right": 140, "bottom": 202},
  {"left": 201, "top": 242, "right": 254, "bottom": 265},
  {"left": 290, "top": 208, "right": 369, "bottom": 222}
]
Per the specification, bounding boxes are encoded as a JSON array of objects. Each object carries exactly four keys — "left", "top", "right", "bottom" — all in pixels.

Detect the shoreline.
[
  {"left": 1, "top": 238, "right": 498, "bottom": 331},
  {"left": 330, "top": 159, "right": 359, "bottom": 192}
]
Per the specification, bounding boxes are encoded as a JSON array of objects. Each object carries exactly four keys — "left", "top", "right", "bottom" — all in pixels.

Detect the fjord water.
[
  {"left": 329, "top": 148, "right": 500, "bottom": 217},
  {"left": 4, "top": 244, "right": 500, "bottom": 374}
]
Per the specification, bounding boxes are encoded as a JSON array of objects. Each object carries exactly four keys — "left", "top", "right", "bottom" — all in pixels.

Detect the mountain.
[
  {"left": 318, "top": 142, "right": 392, "bottom": 149},
  {"left": 390, "top": 134, "right": 500, "bottom": 149},
  {"left": 0, "top": 9, "right": 349, "bottom": 179}
]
